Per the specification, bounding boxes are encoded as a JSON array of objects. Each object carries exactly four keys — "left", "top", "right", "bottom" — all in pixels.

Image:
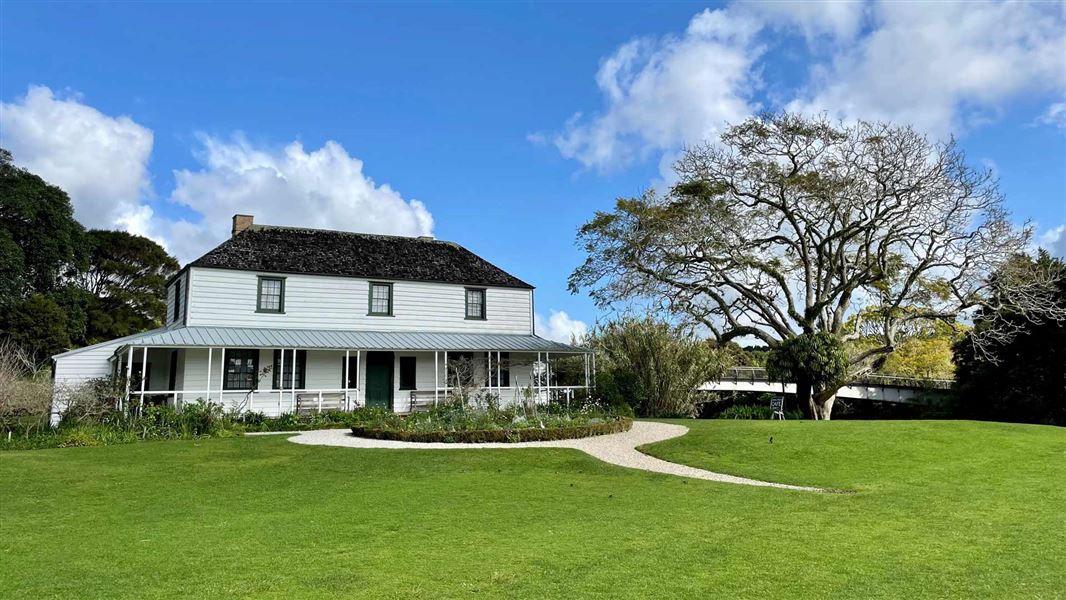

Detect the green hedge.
[{"left": 351, "top": 418, "right": 632, "bottom": 443}]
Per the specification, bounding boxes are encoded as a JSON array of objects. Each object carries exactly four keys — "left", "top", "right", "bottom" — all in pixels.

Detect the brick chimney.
[{"left": 231, "top": 214, "right": 254, "bottom": 236}]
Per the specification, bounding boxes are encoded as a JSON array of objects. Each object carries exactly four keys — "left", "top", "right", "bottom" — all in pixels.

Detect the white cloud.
[
  {"left": 536, "top": 310, "right": 589, "bottom": 343},
  {"left": 1040, "top": 225, "right": 1066, "bottom": 258},
  {"left": 1036, "top": 102, "right": 1066, "bottom": 130},
  {"left": 0, "top": 85, "right": 155, "bottom": 230},
  {"left": 542, "top": 1, "right": 1066, "bottom": 170},
  {"left": 164, "top": 134, "right": 434, "bottom": 261},
  {"left": 547, "top": 7, "right": 765, "bottom": 171},
  {"left": 745, "top": 0, "right": 865, "bottom": 42},
  {"left": 0, "top": 85, "right": 434, "bottom": 263},
  {"left": 792, "top": 1, "right": 1066, "bottom": 136}
]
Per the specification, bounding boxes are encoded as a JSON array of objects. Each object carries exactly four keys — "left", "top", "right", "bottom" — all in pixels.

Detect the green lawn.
[{"left": 2, "top": 420, "right": 1063, "bottom": 599}]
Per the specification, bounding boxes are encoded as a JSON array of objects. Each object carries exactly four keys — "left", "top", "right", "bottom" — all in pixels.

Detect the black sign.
[{"left": 770, "top": 396, "right": 784, "bottom": 411}]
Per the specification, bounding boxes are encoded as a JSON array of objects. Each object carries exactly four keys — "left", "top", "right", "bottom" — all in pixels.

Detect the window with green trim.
[
  {"left": 257, "top": 276, "right": 285, "bottom": 313},
  {"left": 172, "top": 279, "right": 182, "bottom": 323},
  {"left": 223, "top": 349, "right": 259, "bottom": 390},
  {"left": 368, "top": 282, "right": 392, "bottom": 316},
  {"left": 465, "top": 288, "right": 486, "bottom": 320},
  {"left": 399, "top": 356, "right": 416, "bottom": 390}
]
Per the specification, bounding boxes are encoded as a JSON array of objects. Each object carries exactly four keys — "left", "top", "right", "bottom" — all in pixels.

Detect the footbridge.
[{"left": 701, "top": 367, "right": 953, "bottom": 404}]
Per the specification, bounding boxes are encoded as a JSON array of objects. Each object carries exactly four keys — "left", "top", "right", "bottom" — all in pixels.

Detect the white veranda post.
[
  {"left": 290, "top": 349, "right": 297, "bottom": 413},
  {"left": 344, "top": 350, "right": 350, "bottom": 410},
  {"left": 205, "top": 347, "right": 213, "bottom": 405},
  {"left": 535, "top": 352, "right": 541, "bottom": 401},
  {"left": 278, "top": 348, "right": 285, "bottom": 415},
  {"left": 139, "top": 345, "right": 148, "bottom": 411},
  {"left": 434, "top": 351, "right": 439, "bottom": 405},
  {"left": 584, "top": 353, "right": 590, "bottom": 390},
  {"left": 545, "top": 352, "right": 551, "bottom": 401},
  {"left": 123, "top": 346, "right": 134, "bottom": 411},
  {"left": 218, "top": 347, "right": 226, "bottom": 407}
]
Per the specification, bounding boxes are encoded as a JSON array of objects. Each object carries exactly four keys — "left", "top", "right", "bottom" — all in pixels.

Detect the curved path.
[{"left": 287, "top": 421, "right": 825, "bottom": 492}]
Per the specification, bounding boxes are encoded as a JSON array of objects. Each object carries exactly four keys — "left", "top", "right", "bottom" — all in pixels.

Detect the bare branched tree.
[{"left": 570, "top": 113, "right": 1064, "bottom": 419}]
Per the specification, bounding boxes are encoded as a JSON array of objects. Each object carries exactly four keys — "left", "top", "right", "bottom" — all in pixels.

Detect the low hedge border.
[{"left": 350, "top": 418, "right": 633, "bottom": 443}]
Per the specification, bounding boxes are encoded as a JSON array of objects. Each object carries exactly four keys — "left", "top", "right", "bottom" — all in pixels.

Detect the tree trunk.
[
  {"left": 811, "top": 385, "right": 840, "bottom": 420},
  {"left": 811, "top": 394, "right": 837, "bottom": 420}
]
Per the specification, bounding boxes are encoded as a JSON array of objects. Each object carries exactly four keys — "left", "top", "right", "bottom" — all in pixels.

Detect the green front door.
[{"left": 365, "top": 351, "right": 394, "bottom": 410}]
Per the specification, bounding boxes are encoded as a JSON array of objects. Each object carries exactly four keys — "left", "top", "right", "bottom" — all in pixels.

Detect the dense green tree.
[
  {"left": 76, "top": 230, "right": 179, "bottom": 342},
  {"left": 570, "top": 113, "right": 1053, "bottom": 419},
  {"left": 0, "top": 148, "right": 87, "bottom": 304},
  {"left": 0, "top": 294, "right": 70, "bottom": 364},
  {"left": 953, "top": 251, "right": 1066, "bottom": 426},
  {"left": 0, "top": 151, "right": 180, "bottom": 358},
  {"left": 766, "top": 332, "right": 849, "bottom": 418}
]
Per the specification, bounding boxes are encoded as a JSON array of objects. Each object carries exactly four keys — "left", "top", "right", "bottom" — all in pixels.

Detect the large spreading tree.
[{"left": 570, "top": 113, "right": 1063, "bottom": 419}]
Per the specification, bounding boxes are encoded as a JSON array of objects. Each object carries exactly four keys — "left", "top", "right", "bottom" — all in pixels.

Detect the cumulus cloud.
[
  {"left": 1036, "top": 102, "right": 1066, "bottom": 130},
  {"left": 547, "top": 7, "right": 764, "bottom": 171},
  {"left": 0, "top": 85, "right": 434, "bottom": 263},
  {"left": 0, "top": 85, "right": 155, "bottom": 230},
  {"left": 792, "top": 1, "right": 1066, "bottom": 136},
  {"left": 1040, "top": 225, "right": 1066, "bottom": 258},
  {"left": 164, "top": 134, "right": 434, "bottom": 261},
  {"left": 541, "top": 1, "right": 1065, "bottom": 170},
  {"left": 536, "top": 310, "right": 589, "bottom": 343}
]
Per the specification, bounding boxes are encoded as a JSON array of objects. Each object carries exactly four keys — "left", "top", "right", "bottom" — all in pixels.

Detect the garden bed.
[{"left": 351, "top": 418, "right": 632, "bottom": 443}]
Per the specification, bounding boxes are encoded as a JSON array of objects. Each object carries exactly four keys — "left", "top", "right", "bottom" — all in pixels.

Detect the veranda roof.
[{"left": 105, "top": 326, "right": 588, "bottom": 355}]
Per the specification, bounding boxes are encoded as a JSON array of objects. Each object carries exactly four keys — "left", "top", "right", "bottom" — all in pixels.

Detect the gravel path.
[{"left": 287, "top": 421, "right": 824, "bottom": 492}]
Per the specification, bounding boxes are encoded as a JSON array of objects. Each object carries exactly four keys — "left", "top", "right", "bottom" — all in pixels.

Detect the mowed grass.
[{"left": 1, "top": 420, "right": 1063, "bottom": 599}]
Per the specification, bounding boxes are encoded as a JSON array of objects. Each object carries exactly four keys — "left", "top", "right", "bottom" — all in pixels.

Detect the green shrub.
[
  {"left": 57, "top": 427, "right": 101, "bottom": 448},
  {"left": 718, "top": 405, "right": 773, "bottom": 419},
  {"left": 717, "top": 404, "right": 803, "bottom": 420},
  {"left": 588, "top": 316, "right": 725, "bottom": 417}
]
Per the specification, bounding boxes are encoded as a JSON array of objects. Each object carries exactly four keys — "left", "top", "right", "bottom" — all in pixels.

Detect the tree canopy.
[
  {"left": 78, "top": 229, "right": 180, "bottom": 343},
  {"left": 953, "top": 251, "right": 1066, "bottom": 426},
  {"left": 0, "top": 148, "right": 87, "bottom": 304},
  {"left": 570, "top": 113, "right": 1060, "bottom": 419},
  {"left": 0, "top": 149, "right": 179, "bottom": 362}
]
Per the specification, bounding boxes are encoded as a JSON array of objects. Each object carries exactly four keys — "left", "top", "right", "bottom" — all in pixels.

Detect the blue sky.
[{"left": 2, "top": 1, "right": 1064, "bottom": 340}]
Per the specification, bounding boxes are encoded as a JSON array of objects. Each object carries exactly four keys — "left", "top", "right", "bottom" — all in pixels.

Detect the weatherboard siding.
[
  {"left": 53, "top": 343, "right": 119, "bottom": 391},
  {"left": 186, "top": 267, "right": 533, "bottom": 334}
]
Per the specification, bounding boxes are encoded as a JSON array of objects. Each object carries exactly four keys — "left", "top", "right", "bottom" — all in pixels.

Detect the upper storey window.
[
  {"left": 257, "top": 276, "right": 285, "bottom": 313},
  {"left": 368, "top": 282, "right": 393, "bottom": 316},
  {"left": 172, "top": 279, "right": 182, "bottom": 323},
  {"left": 465, "top": 288, "right": 486, "bottom": 320}
]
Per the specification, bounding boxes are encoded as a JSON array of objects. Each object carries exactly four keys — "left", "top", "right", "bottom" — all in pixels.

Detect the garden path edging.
[{"left": 287, "top": 420, "right": 826, "bottom": 492}]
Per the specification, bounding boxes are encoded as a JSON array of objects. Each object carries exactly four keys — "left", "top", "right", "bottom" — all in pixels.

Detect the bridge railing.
[{"left": 721, "top": 367, "right": 953, "bottom": 390}]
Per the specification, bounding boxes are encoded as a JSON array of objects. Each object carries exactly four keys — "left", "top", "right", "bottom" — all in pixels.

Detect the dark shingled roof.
[{"left": 187, "top": 225, "right": 533, "bottom": 289}]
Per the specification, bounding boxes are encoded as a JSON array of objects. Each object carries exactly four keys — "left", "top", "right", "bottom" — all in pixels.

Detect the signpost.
[{"left": 770, "top": 396, "right": 785, "bottom": 420}]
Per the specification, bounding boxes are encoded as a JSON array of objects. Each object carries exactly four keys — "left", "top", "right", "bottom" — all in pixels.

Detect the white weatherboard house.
[{"left": 51, "top": 215, "right": 592, "bottom": 419}]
